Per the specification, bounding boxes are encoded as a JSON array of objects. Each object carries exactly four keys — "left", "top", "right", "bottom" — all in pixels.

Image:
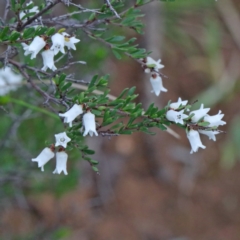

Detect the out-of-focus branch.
[{"left": 216, "top": 0, "right": 240, "bottom": 51}]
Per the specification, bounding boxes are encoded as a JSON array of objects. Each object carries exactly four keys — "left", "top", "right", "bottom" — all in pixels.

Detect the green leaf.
[
  {"left": 21, "top": 11, "right": 36, "bottom": 20},
  {"left": 46, "top": 27, "right": 56, "bottom": 36},
  {"left": 9, "top": 31, "right": 21, "bottom": 41},
  {"left": 61, "top": 82, "right": 72, "bottom": 91},
  {"left": 88, "top": 75, "right": 98, "bottom": 89},
  {"left": 0, "top": 26, "right": 9, "bottom": 40},
  {"left": 59, "top": 74, "right": 66, "bottom": 83},
  {"left": 127, "top": 87, "right": 136, "bottom": 96},
  {"left": 112, "top": 49, "right": 122, "bottom": 59},
  {"left": 92, "top": 166, "right": 99, "bottom": 172},
  {"left": 23, "top": 27, "right": 35, "bottom": 38}
]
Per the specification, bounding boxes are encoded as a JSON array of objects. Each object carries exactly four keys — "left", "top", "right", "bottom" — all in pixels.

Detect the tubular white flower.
[
  {"left": 50, "top": 33, "right": 65, "bottom": 55},
  {"left": 166, "top": 109, "right": 188, "bottom": 125},
  {"left": 187, "top": 129, "right": 206, "bottom": 154},
  {"left": 41, "top": 49, "right": 57, "bottom": 71},
  {"left": 32, "top": 147, "right": 54, "bottom": 171},
  {"left": 53, "top": 151, "right": 68, "bottom": 175},
  {"left": 22, "top": 36, "right": 46, "bottom": 59},
  {"left": 55, "top": 132, "right": 71, "bottom": 148},
  {"left": 83, "top": 111, "right": 98, "bottom": 137},
  {"left": 204, "top": 110, "right": 226, "bottom": 127},
  {"left": 0, "top": 67, "right": 23, "bottom": 96},
  {"left": 145, "top": 57, "right": 164, "bottom": 73},
  {"left": 62, "top": 32, "right": 80, "bottom": 50},
  {"left": 150, "top": 73, "right": 167, "bottom": 96},
  {"left": 59, "top": 104, "right": 83, "bottom": 127},
  {"left": 170, "top": 97, "right": 188, "bottom": 110},
  {"left": 190, "top": 104, "right": 210, "bottom": 122},
  {"left": 199, "top": 130, "right": 220, "bottom": 141}
]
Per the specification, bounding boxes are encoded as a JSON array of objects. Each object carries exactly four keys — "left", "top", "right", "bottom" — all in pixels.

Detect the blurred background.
[{"left": 1, "top": 0, "right": 240, "bottom": 239}]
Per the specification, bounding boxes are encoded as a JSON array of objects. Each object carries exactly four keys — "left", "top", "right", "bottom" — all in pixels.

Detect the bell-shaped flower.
[
  {"left": 190, "top": 104, "right": 210, "bottom": 123},
  {"left": 0, "top": 67, "right": 23, "bottom": 95},
  {"left": 187, "top": 129, "right": 206, "bottom": 154},
  {"left": 50, "top": 33, "right": 65, "bottom": 55},
  {"left": 150, "top": 73, "right": 167, "bottom": 96},
  {"left": 166, "top": 109, "right": 188, "bottom": 125},
  {"left": 59, "top": 104, "right": 83, "bottom": 127},
  {"left": 203, "top": 110, "right": 226, "bottom": 127},
  {"left": 53, "top": 150, "right": 68, "bottom": 175},
  {"left": 22, "top": 36, "right": 46, "bottom": 59},
  {"left": 199, "top": 130, "right": 220, "bottom": 141},
  {"left": 170, "top": 97, "right": 188, "bottom": 110},
  {"left": 55, "top": 132, "right": 71, "bottom": 148},
  {"left": 144, "top": 57, "right": 164, "bottom": 73},
  {"left": 83, "top": 111, "right": 98, "bottom": 137},
  {"left": 41, "top": 49, "right": 57, "bottom": 71},
  {"left": 62, "top": 32, "right": 80, "bottom": 50},
  {"left": 32, "top": 147, "right": 55, "bottom": 171}
]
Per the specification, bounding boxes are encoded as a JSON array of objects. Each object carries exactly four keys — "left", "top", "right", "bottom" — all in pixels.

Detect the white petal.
[
  {"left": 41, "top": 49, "right": 57, "bottom": 71},
  {"left": 32, "top": 147, "right": 54, "bottom": 171},
  {"left": 27, "top": 36, "right": 46, "bottom": 59},
  {"left": 50, "top": 33, "right": 65, "bottom": 55},
  {"left": 166, "top": 109, "right": 188, "bottom": 125},
  {"left": 187, "top": 129, "right": 206, "bottom": 153},
  {"left": 150, "top": 75, "right": 167, "bottom": 96},
  {"left": 170, "top": 97, "right": 188, "bottom": 110},
  {"left": 82, "top": 112, "right": 98, "bottom": 137},
  {"left": 55, "top": 132, "right": 71, "bottom": 148},
  {"left": 199, "top": 130, "right": 219, "bottom": 141},
  {"left": 204, "top": 110, "right": 226, "bottom": 127},
  {"left": 53, "top": 151, "right": 68, "bottom": 175},
  {"left": 59, "top": 104, "right": 83, "bottom": 127},
  {"left": 190, "top": 104, "right": 210, "bottom": 122}
]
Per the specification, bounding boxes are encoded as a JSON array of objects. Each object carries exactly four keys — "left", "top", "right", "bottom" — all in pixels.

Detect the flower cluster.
[
  {"left": 32, "top": 132, "right": 71, "bottom": 174},
  {"left": 166, "top": 98, "right": 226, "bottom": 153},
  {"left": 0, "top": 67, "right": 23, "bottom": 96},
  {"left": 21, "top": 32, "right": 80, "bottom": 70},
  {"left": 32, "top": 105, "right": 98, "bottom": 173},
  {"left": 142, "top": 56, "right": 167, "bottom": 96},
  {"left": 59, "top": 104, "right": 98, "bottom": 137}
]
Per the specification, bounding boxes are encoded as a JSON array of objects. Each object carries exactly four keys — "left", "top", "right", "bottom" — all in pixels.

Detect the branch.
[
  {"left": 104, "top": 0, "right": 121, "bottom": 19},
  {"left": 17, "top": 0, "right": 61, "bottom": 31}
]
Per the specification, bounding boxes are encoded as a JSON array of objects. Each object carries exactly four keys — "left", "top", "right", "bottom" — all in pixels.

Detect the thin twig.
[{"left": 105, "top": 0, "right": 121, "bottom": 19}]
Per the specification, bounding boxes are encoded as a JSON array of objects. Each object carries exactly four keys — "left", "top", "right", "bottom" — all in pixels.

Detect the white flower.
[
  {"left": 199, "top": 130, "right": 220, "bottom": 141},
  {"left": 166, "top": 109, "right": 188, "bottom": 125},
  {"left": 55, "top": 132, "right": 71, "bottom": 148},
  {"left": 50, "top": 33, "right": 65, "bottom": 55},
  {"left": 53, "top": 151, "right": 68, "bottom": 175},
  {"left": 32, "top": 147, "right": 55, "bottom": 171},
  {"left": 144, "top": 57, "right": 164, "bottom": 73},
  {"left": 22, "top": 36, "right": 46, "bottom": 59},
  {"left": 204, "top": 110, "right": 226, "bottom": 127},
  {"left": 62, "top": 32, "right": 80, "bottom": 50},
  {"left": 20, "top": 1, "right": 39, "bottom": 20},
  {"left": 41, "top": 49, "right": 57, "bottom": 71},
  {"left": 59, "top": 104, "right": 83, "bottom": 127},
  {"left": 170, "top": 97, "right": 188, "bottom": 110},
  {"left": 150, "top": 73, "right": 167, "bottom": 96},
  {"left": 187, "top": 129, "right": 206, "bottom": 154},
  {"left": 0, "top": 67, "right": 23, "bottom": 96},
  {"left": 83, "top": 111, "right": 98, "bottom": 137},
  {"left": 190, "top": 104, "right": 210, "bottom": 122}
]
